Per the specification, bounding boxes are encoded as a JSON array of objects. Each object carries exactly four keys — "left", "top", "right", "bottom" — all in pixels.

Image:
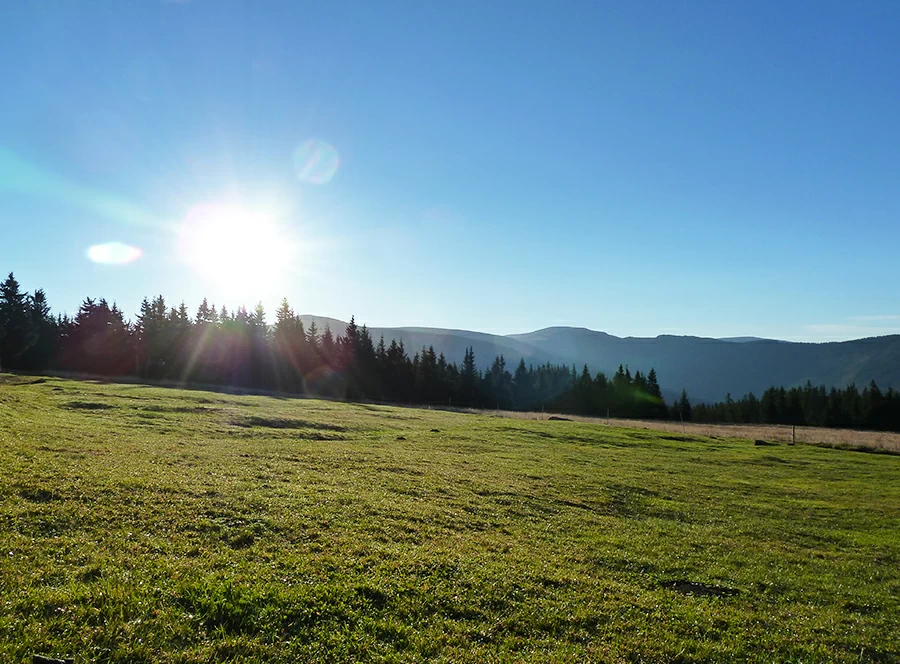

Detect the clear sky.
[{"left": 1, "top": 1, "right": 898, "bottom": 341}]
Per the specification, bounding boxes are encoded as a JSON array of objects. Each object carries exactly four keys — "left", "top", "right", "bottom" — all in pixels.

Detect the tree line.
[
  {"left": 5, "top": 271, "right": 899, "bottom": 431},
  {"left": 692, "top": 381, "right": 900, "bottom": 432},
  {"left": 0, "top": 272, "right": 670, "bottom": 418}
]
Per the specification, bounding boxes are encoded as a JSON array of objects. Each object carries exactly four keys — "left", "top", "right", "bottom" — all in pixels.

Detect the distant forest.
[
  {"left": 692, "top": 383, "right": 900, "bottom": 432},
  {"left": 1, "top": 271, "right": 899, "bottom": 431}
]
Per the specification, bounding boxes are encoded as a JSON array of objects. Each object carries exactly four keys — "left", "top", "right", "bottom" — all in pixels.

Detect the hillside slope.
[
  {"left": 298, "top": 315, "right": 565, "bottom": 369},
  {"left": 2, "top": 377, "right": 898, "bottom": 661},
  {"left": 299, "top": 316, "right": 900, "bottom": 402},
  {"left": 512, "top": 328, "right": 900, "bottom": 402}
]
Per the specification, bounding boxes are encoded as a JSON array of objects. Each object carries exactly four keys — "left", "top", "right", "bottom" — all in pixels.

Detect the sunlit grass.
[
  {"left": 1, "top": 376, "right": 898, "bottom": 662},
  {"left": 475, "top": 409, "right": 900, "bottom": 453}
]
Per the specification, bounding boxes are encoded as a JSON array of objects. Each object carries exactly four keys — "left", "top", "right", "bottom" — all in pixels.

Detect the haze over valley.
[{"left": 300, "top": 316, "right": 900, "bottom": 403}]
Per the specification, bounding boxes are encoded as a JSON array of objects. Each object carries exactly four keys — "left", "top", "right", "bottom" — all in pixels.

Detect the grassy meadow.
[
  {"left": 1, "top": 375, "right": 898, "bottom": 662},
  {"left": 478, "top": 410, "right": 900, "bottom": 454}
]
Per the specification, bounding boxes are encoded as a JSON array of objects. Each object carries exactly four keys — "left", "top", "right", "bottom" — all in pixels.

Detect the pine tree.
[
  {"left": 302, "top": 320, "right": 319, "bottom": 374},
  {"left": 613, "top": 364, "right": 627, "bottom": 388},
  {"left": 62, "top": 296, "right": 132, "bottom": 375},
  {"left": 513, "top": 358, "right": 531, "bottom": 409},
  {"left": 275, "top": 298, "right": 293, "bottom": 335},
  {"left": 23, "top": 288, "right": 56, "bottom": 368},
  {"left": 250, "top": 302, "right": 268, "bottom": 334},
  {"left": 678, "top": 389, "right": 692, "bottom": 421},
  {"left": 377, "top": 335, "right": 387, "bottom": 365},
  {"left": 195, "top": 298, "right": 210, "bottom": 325},
  {"left": 0, "top": 273, "right": 35, "bottom": 370},
  {"left": 177, "top": 301, "right": 190, "bottom": 326},
  {"left": 486, "top": 355, "right": 512, "bottom": 409},
  {"left": 135, "top": 295, "right": 171, "bottom": 378},
  {"left": 646, "top": 368, "right": 662, "bottom": 398},
  {"left": 459, "top": 346, "right": 478, "bottom": 406},
  {"left": 320, "top": 326, "right": 335, "bottom": 366},
  {"left": 575, "top": 364, "right": 594, "bottom": 414},
  {"left": 344, "top": 316, "right": 359, "bottom": 347}
]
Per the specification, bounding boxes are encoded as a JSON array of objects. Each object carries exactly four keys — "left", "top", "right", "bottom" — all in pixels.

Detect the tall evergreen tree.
[
  {"left": 0, "top": 273, "right": 35, "bottom": 370},
  {"left": 513, "top": 358, "right": 532, "bottom": 409},
  {"left": 459, "top": 346, "right": 478, "bottom": 406},
  {"left": 678, "top": 389, "right": 692, "bottom": 421},
  {"left": 23, "top": 288, "right": 56, "bottom": 368}
]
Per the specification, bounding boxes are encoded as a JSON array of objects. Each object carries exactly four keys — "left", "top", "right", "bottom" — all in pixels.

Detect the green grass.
[{"left": 1, "top": 375, "right": 899, "bottom": 663}]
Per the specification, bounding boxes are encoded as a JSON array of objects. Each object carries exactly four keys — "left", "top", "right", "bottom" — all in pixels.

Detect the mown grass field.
[
  {"left": 479, "top": 410, "right": 900, "bottom": 453},
  {"left": 1, "top": 375, "right": 898, "bottom": 663}
]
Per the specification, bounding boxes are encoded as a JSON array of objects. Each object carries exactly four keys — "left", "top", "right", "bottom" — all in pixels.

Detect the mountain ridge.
[{"left": 297, "top": 315, "right": 900, "bottom": 403}]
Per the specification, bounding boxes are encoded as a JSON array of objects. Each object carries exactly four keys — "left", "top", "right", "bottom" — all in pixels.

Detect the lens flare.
[
  {"left": 1, "top": 147, "right": 162, "bottom": 229},
  {"left": 293, "top": 139, "right": 340, "bottom": 184},
  {"left": 86, "top": 242, "right": 143, "bottom": 265}
]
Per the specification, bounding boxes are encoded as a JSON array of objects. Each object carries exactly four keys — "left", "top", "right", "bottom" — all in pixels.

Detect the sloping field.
[
  {"left": 1, "top": 376, "right": 898, "bottom": 662},
  {"left": 478, "top": 410, "right": 900, "bottom": 453}
]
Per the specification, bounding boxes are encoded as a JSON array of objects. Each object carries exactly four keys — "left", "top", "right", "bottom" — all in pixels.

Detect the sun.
[{"left": 177, "top": 202, "right": 293, "bottom": 298}]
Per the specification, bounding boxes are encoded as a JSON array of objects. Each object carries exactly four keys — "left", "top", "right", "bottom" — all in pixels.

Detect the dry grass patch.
[{"left": 472, "top": 409, "right": 900, "bottom": 453}]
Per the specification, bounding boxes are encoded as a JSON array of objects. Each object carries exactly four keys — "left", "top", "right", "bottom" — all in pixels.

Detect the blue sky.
[{"left": 1, "top": 1, "right": 898, "bottom": 341}]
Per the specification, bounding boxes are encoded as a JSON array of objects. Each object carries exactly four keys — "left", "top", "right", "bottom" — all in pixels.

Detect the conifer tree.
[
  {"left": 274, "top": 299, "right": 293, "bottom": 338},
  {"left": 320, "top": 326, "right": 335, "bottom": 365},
  {"left": 0, "top": 273, "right": 35, "bottom": 370},
  {"left": 459, "top": 347, "right": 478, "bottom": 406},
  {"left": 250, "top": 302, "right": 268, "bottom": 334},
  {"left": 513, "top": 358, "right": 531, "bottom": 409},
  {"left": 678, "top": 389, "right": 692, "bottom": 421},
  {"left": 306, "top": 320, "right": 319, "bottom": 347},
  {"left": 377, "top": 335, "right": 387, "bottom": 366},
  {"left": 646, "top": 368, "right": 662, "bottom": 399},
  {"left": 23, "top": 288, "right": 56, "bottom": 368}
]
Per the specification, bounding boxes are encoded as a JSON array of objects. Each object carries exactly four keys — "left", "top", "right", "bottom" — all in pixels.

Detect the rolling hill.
[
  {"left": 298, "top": 316, "right": 566, "bottom": 370},
  {"left": 299, "top": 316, "right": 900, "bottom": 403}
]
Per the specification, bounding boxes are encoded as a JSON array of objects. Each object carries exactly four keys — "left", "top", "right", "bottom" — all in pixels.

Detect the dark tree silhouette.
[
  {"left": 6, "top": 271, "right": 898, "bottom": 431},
  {"left": 0, "top": 273, "right": 35, "bottom": 370}
]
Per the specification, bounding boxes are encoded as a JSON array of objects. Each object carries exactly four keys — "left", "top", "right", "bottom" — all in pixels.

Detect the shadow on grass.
[
  {"left": 231, "top": 416, "right": 347, "bottom": 432},
  {"left": 19, "top": 487, "right": 62, "bottom": 503},
  {"left": 815, "top": 442, "right": 900, "bottom": 457},
  {"left": 63, "top": 401, "right": 116, "bottom": 411},
  {"left": 0, "top": 376, "right": 46, "bottom": 386},
  {"left": 140, "top": 405, "right": 218, "bottom": 414},
  {"left": 661, "top": 579, "right": 740, "bottom": 597}
]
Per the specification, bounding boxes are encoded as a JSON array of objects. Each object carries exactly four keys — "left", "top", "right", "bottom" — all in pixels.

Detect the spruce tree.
[
  {"left": 306, "top": 320, "right": 319, "bottom": 348},
  {"left": 646, "top": 368, "right": 662, "bottom": 399},
  {"left": 0, "top": 273, "right": 35, "bottom": 370},
  {"left": 377, "top": 335, "right": 387, "bottom": 364},
  {"left": 678, "top": 390, "right": 692, "bottom": 421},
  {"left": 251, "top": 302, "right": 267, "bottom": 334},
  {"left": 195, "top": 298, "right": 210, "bottom": 325},
  {"left": 275, "top": 298, "right": 293, "bottom": 333},
  {"left": 24, "top": 288, "right": 56, "bottom": 368},
  {"left": 513, "top": 358, "right": 531, "bottom": 409},
  {"left": 320, "top": 326, "right": 335, "bottom": 365},
  {"left": 459, "top": 346, "right": 478, "bottom": 406},
  {"left": 575, "top": 364, "right": 594, "bottom": 414}
]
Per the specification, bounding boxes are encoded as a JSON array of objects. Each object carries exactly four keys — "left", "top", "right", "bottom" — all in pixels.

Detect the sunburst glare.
[{"left": 177, "top": 202, "right": 294, "bottom": 298}]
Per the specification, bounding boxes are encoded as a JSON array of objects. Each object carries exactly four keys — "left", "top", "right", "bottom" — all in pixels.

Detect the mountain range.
[{"left": 298, "top": 316, "right": 900, "bottom": 404}]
